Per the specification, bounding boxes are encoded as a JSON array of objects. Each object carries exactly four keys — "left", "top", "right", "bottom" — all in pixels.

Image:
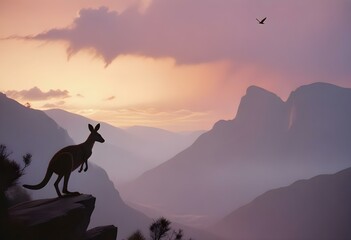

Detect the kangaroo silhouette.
[{"left": 23, "top": 123, "right": 105, "bottom": 197}]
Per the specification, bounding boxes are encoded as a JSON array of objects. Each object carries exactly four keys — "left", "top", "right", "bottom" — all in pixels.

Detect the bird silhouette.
[{"left": 256, "top": 17, "right": 267, "bottom": 24}]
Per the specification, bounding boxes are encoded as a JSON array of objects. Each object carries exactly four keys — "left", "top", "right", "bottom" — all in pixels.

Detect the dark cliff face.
[
  {"left": 215, "top": 167, "right": 351, "bottom": 240},
  {"left": 121, "top": 83, "right": 351, "bottom": 226},
  {"left": 5, "top": 194, "right": 117, "bottom": 240}
]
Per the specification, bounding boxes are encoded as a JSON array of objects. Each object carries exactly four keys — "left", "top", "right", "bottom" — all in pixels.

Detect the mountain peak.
[
  {"left": 235, "top": 85, "right": 284, "bottom": 124},
  {"left": 246, "top": 85, "right": 269, "bottom": 93},
  {"left": 121, "top": 82, "right": 351, "bottom": 230},
  {"left": 240, "top": 85, "right": 284, "bottom": 112},
  {"left": 289, "top": 82, "right": 351, "bottom": 100},
  {"left": 296, "top": 81, "right": 346, "bottom": 91},
  {"left": 245, "top": 86, "right": 281, "bottom": 100}
]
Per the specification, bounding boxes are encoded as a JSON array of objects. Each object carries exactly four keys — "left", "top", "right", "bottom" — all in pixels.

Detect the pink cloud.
[
  {"left": 19, "top": 0, "right": 351, "bottom": 82},
  {"left": 5, "top": 87, "right": 70, "bottom": 101}
]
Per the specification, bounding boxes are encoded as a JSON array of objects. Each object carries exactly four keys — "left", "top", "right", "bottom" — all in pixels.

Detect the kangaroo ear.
[
  {"left": 88, "top": 124, "right": 94, "bottom": 132},
  {"left": 95, "top": 123, "right": 100, "bottom": 131}
]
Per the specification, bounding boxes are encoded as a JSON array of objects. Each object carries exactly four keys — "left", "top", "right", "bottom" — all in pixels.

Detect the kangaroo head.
[{"left": 88, "top": 123, "right": 105, "bottom": 143}]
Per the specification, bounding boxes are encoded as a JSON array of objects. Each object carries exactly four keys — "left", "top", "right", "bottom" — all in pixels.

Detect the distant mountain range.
[
  {"left": 121, "top": 82, "right": 351, "bottom": 226},
  {"left": 0, "top": 92, "right": 150, "bottom": 239},
  {"left": 0, "top": 92, "right": 218, "bottom": 240},
  {"left": 45, "top": 109, "right": 203, "bottom": 184},
  {"left": 214, "top": 167, "right": 351, "bottom": 240}
]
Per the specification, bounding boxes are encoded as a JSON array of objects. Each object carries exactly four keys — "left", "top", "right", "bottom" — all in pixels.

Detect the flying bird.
[{"left": 256, "top": 17, "right": 267, "bottom": 24}]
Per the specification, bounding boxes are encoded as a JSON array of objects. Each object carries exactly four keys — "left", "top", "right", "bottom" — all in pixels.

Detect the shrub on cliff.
[{"left": 0, "top": 144, "right": 31, "bottom": 209}]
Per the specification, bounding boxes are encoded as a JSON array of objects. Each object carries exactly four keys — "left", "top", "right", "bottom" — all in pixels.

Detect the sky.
[{"left": 1, "top": 0, "right": 350, "bottom": 131}]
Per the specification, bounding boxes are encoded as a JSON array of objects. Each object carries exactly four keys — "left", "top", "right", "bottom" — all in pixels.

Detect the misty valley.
[{"left": 1, "top": 82, "right": 351, "bottom": 240}]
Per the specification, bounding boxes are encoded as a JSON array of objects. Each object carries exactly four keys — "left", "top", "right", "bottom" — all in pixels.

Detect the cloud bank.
[
  {"left": 5, "top": 87, "right": 70, "bottom": 101},
  {"left": 22, "top": 0, "right": 351, "bottom": 82}
]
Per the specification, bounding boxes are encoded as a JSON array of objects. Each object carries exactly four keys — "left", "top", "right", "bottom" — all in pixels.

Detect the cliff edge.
[{"left": 4, "top": 194, "right": 117, "bottom": 240}]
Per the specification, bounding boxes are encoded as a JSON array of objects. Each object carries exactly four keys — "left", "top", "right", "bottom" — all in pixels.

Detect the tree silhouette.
[
  {"left": 150, "top": 217, "right": 171, "bottom": 240},
  {"left": 169, "top": 229, "right": 184, "bottom": 240},
  {"left": 127, "top": 217, "right": 189, "bottom": 240},
  {"left": 25, "top": 102, "right": 31, "bottom": 108},
  {"left": 128, "top": 230, "right": 146, "bottom": 240}
]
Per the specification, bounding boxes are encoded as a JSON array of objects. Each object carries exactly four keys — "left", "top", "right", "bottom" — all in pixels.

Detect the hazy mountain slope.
[
  {"left": 44, "top": 109, "right": 132, "bottom": 148},
  {"left": 45, "top": 109, "right": 203, "bottom": 184},
  {"left": 0, "top": 92, "right": 150, "bottom": 239},
  {"left": 125, "top": 125, "right": 205, "bottom": 163},
  {"left": 44, "top": 109, "right": 150, "bottom": 183},
  {"left": 0, "top": 95, "right": 73, "bottom": 162},
  {"left": 0, "top": 93, "right": 218, "bottom": 240},
  {"left": 215, "top": 167, "right": 351, "bottom": 240},
  {"left": 121, "top": 83, "right": 351, "bottom": 226}
]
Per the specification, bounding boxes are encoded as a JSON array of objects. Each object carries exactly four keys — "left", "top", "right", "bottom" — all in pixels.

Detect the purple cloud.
[
  {"left": 5, "top": 87, "right": 70, "bottom": 101},
  {"left": 22, "top": 0, "right": 351, "bottom": 81}
]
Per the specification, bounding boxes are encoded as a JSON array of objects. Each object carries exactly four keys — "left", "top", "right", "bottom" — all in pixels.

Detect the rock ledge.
[{"left": 6, "top": 194, "right": 117, "bottom": 240}]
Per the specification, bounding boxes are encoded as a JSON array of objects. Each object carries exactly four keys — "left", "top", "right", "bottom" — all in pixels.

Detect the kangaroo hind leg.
[
  {"left": 62, "top": 172, "right": 80, "bottom": 196},
  {"left": 54, "top": 175, "right": 63, "bottom": 197}
]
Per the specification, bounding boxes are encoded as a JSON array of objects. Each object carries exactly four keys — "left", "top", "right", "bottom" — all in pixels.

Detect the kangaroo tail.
[{"left": 23, "top": 167, "right": 53, "bottom": 190}]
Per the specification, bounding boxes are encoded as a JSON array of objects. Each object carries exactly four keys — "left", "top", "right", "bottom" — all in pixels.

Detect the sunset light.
[
  {"left": 1, "top": 1, "right": 351, "bottom": 240},
  {"left": 2, "top": 0, "right": 350, "bottom": 131}
]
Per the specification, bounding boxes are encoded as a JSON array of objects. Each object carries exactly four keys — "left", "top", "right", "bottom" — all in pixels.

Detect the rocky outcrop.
[
  {"left": 5, "top": 194, "right": 117, "bottom": 240},
  {"left": 85, "top": 226, "right": 118, "bottom": 240}
]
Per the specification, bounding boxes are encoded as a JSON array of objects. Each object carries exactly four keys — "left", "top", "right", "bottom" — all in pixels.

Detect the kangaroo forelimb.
[
  {"left": 78, "top": 162, "right": 84, "bottom": 173},
  {"left": 84, "top": 161, "right": 88, "bottom": 172}
]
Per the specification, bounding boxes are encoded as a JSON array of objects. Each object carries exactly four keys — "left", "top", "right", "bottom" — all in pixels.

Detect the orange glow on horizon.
[
  {"left": 2, "top": 0, "right": 350, "bottom": 131},
  {"left": 0, "top": 38, "right": 236, "bottom": 131}
]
